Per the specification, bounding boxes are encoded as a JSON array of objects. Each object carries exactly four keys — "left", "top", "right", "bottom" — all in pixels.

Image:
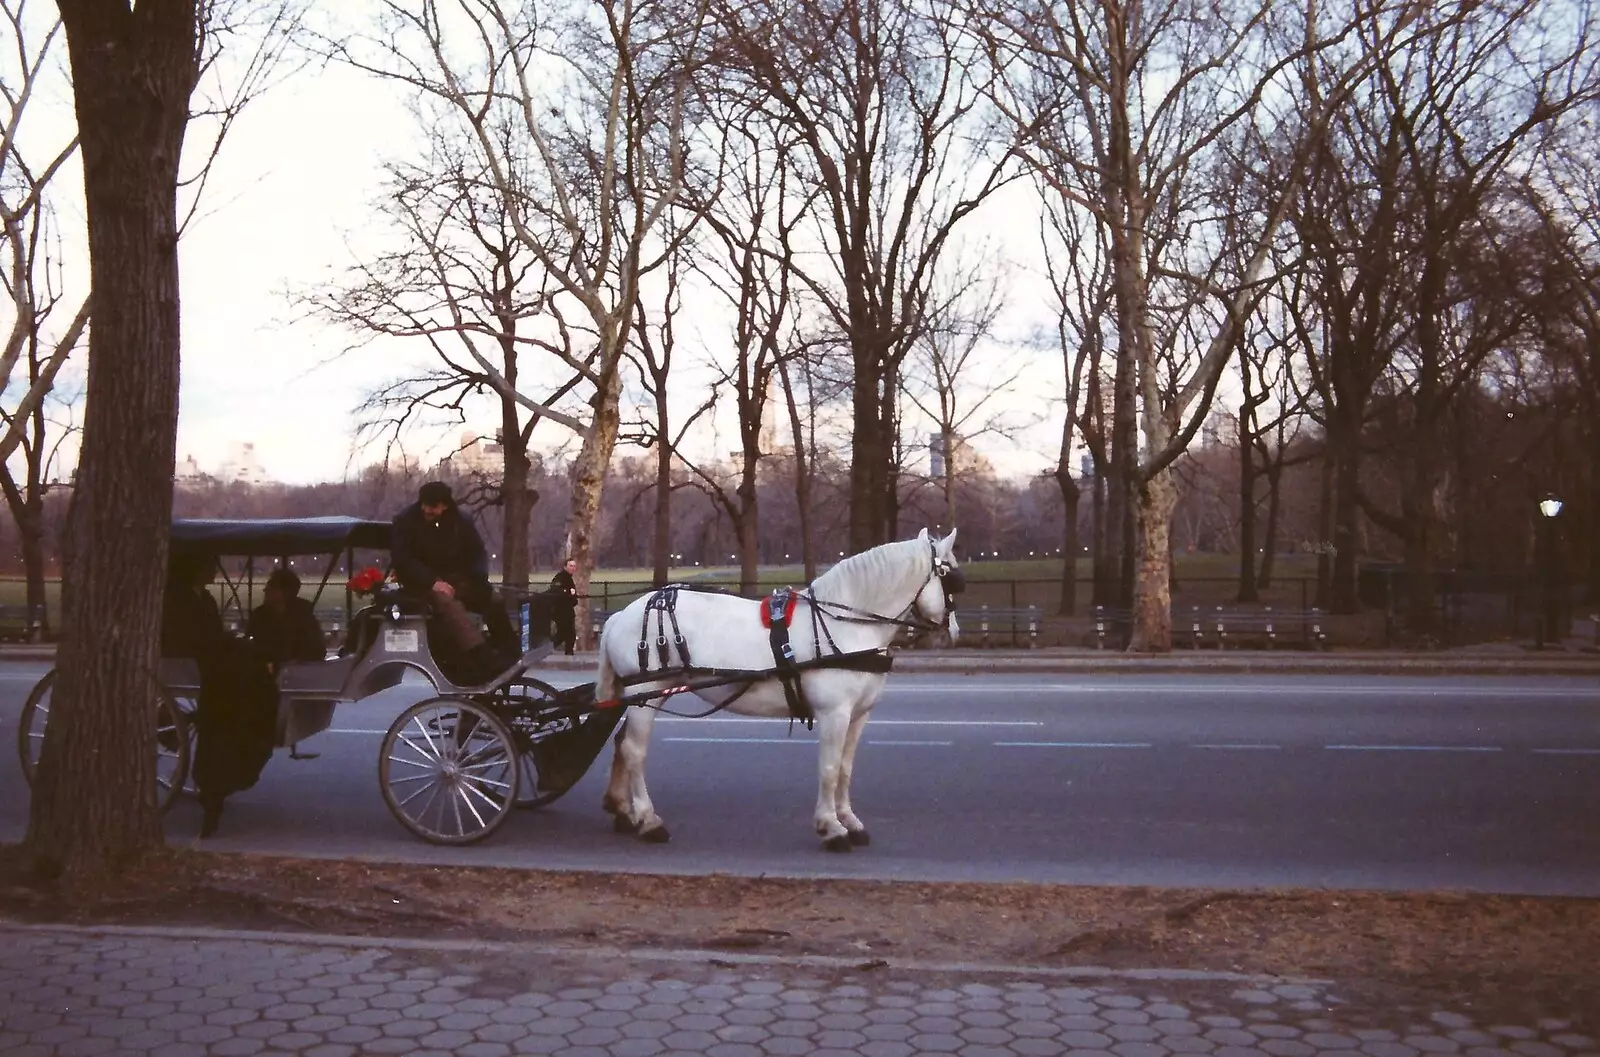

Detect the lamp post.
[{"left": 1536, "top": 496, "right": 1563, "bottom": 650}]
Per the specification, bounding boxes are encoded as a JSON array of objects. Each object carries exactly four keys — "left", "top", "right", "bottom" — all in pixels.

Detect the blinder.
[{"left": 915, "top": 541, "right": 965, "bottom": 631}]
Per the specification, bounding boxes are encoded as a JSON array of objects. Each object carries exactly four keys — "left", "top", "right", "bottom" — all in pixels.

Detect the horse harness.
[{"left": 624, "top": 543, "right": 964, "bottom": 728}]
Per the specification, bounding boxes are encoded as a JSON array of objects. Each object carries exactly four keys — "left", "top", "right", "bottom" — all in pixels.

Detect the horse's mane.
[{"left": 809, "top": 535, "right": 932, "bottom": 615}]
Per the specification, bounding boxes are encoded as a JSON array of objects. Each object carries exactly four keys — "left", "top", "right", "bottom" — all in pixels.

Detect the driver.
[{"left": 391, "top": 481, "right": 518, "bottom": 679}]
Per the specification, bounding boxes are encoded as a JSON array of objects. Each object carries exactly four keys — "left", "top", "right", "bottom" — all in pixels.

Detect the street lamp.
[{"left": 1535, "top": 495, "right": 1564, "bottom": 650}]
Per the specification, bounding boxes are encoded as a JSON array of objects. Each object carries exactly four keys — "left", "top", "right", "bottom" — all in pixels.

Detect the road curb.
[{"left": 0, "top": 919, "right": 1329, "bottom": 986}]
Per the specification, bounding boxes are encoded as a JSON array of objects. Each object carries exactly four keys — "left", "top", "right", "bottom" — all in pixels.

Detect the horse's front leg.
[
  {"left": 834, "top": 706, "right": 872, "bottom": 846},
  {"left": 602, "top": 706, "right": 670, "bottom": 842},
  {"left": 813, "top": 709, "right": 853, "bottom": 851}
]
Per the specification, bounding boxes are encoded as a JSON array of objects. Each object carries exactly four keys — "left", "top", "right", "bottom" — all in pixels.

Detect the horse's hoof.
[
  {"left": 847, "top": 829, "right": 871, "bottom": 847},
  {"left": 822, "top": 834, "right": 853, "bottom": 853},
  {"left": 612, "top": 814, "right": 637, "bottom": 834},
  {"left": 639, "top": 823, "right": 671, "bottom": 844}
]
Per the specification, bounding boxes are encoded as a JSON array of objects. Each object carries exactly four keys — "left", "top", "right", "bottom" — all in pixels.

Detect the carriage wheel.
[
  {"left": 380, "top": 696, "right": 519, "bottom": 845},
  {"left": 168, "top": 694, "right": 201, "bottom": 797},
  {"left": 500, "top": 678, "right": 616, "bottom": 810},
  {"left": 18, "top": 668, "right": 193, "bottom": 815}
]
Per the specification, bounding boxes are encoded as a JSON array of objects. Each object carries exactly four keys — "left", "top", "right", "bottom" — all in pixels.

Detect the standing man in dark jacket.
[
  {"left": 391, "top": 481, "right": 518, "bottom": 676},
  {"left": 548, "top": 558, "right": 579, "bottom": 654}
]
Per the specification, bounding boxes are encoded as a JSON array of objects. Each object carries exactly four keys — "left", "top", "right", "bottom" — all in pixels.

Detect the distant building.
[
  {"left": 448, "top": 429, "right": 504, "bottom": 475},
  {"left": 928, "top": 433, "right": 993, "bottom": 479},
  {"left": 175, "top": 442, "right": 270, "bottom": 487},
  {"left": 175, "top": 455, "right": 208, "bottom": 485},
  {"left": 219, "top": 442, "right": 270, "bottom": 485}
]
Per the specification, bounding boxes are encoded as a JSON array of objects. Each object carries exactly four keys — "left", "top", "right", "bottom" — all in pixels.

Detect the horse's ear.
[
  {"left": 939, "top": 528, "right": 958, "bottom": 559},
  {"left": 916, "top": 527, "right": 930, "bottom": 544}
]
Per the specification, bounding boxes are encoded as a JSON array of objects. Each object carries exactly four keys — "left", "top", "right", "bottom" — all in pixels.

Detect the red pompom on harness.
[{"left": 760, "top": 588, "right": 800, "bottom": 629}]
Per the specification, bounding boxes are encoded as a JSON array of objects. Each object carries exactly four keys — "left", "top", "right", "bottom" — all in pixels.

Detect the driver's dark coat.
[{"left": 390, "top": 501, "right": 489, "bottom": 592}]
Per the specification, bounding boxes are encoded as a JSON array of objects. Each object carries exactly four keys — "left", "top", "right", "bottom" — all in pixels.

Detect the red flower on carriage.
[{"left": 347, "top": 566, "right": 387, "bottom": 595}]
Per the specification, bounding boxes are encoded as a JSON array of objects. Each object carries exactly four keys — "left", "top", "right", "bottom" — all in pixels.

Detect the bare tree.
[
  {"left": 24, "top": 0, "right": 310, "bottom": 876},
  {"left": 1526, "top": 135, "right": 1600, "bottom": 604},
  {"left": 25, "top": 0, "right": 205, "bottom": 878},
  {"left": 900, "top": 260, "right": 1017, "bottom": 534},
  {"left": 1039, "top": 193, "right": 1110, "bottom": 615},
  {"left": 0, "top": 3, "right": 86, "bottom": 642},
  {"left": 706, "top": 0, "right": 1021, "bottom": 552},
  {"left": 305, "top": 126, "right": 575, "bottom": 590},
  {"left": 1233, "top": 278, "right": 1314, "bottom": 601},
  {"left": 673, "top": 111, "right": 809, "bottom": 593},
  {"left": 336, "top": 0, "right": 705, "bottom": 619},
  {"left": 983, "top": 0, "right": 1387, "bottom": 649},
  {"left": 621, "top": 227, "right": 715, "bottom": 586}
]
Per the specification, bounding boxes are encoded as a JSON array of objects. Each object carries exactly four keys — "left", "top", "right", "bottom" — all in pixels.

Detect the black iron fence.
[{"left": 577, "top": 572, "right": 1597, "bottom": 650}]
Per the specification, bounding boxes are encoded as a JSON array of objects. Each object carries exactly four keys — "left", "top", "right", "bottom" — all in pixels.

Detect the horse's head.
[{"left": 910, "top": 527, "right": 963, "bottom": 641}]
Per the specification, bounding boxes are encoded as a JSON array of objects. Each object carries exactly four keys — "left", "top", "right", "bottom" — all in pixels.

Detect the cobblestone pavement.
[{"left": 0, "top": 923, "right": 1593, "bottom": 1057}]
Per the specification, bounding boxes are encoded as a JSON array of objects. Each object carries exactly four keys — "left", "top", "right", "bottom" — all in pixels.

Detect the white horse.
[{"left": 594, "top": 528, "right": 962, "bottom": 851}]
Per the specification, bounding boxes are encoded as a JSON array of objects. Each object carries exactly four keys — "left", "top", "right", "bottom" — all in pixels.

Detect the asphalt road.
[{"left": 2, "top": 662, "right": 1597, "bottom": 895}]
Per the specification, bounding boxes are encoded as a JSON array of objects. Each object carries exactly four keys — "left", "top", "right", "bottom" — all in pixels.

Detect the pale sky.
[{"left": 27, "top": 21, "right": 1068, "bottom": 488}]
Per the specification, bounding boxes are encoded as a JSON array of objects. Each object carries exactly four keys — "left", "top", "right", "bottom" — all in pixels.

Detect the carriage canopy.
[{"left": 170, "top": 516, "right": 392, "bottom": 558}]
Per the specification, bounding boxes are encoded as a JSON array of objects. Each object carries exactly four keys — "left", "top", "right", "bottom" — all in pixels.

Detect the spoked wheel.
[
  {"left": 501, "top": 678, "right": 617, "bottom": 810},
  {"left": 380, "top": 696, "right": 519, "bottom": 845},
  {"left": 165, "top": 694, "right": 201, "bottom": 798},
  {"left": 18, "top": 668, "right": 193, "bottom": 814}
]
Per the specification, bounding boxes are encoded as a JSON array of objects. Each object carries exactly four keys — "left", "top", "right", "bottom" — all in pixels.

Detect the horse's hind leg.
[
  {"left": 835, "top": 708, "right": 872, "bottom": 846},
  {"left": 603, "top": 706, "right": 669, "bottom": 842},
  {"left": 602, "top": 716, "right": 633, "bottom": 828},
  {"left": 813, "top": 710, "right": 853, "bottom": 851}
]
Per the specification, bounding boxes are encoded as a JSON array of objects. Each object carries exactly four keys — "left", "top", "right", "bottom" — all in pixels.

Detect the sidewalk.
[{"left": 0, "top": 921, "right": 1592, "bottom": 1057}]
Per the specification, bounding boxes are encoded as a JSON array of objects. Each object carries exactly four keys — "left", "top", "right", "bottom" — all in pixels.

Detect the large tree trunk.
[
  {"left": 777, "top": 355, "right": 817, "bottom": 582},
  {"left": 500, "top": 441, "right": 534, "bottom": 591},
  {"left": 652, "top": 385, "right": 672, "bottom": 588},
  {"left": 1588, "top": 398, "right": 1600, "bottom": 606},
  {"left": 1128, "top": 468, "right": 1178, "bottom": 651},
  {"left": 26, "top": 0, "right": 199, "bottom": 878},
  {"left": 1090, "top": 452, "right": 1113, "bottom": 606},
  {"left": 848, "top": 337, "right": 888, "bottom": 553},
  {"left": 1328, "top": 411, "right": 1363, "bottom": 614},
  {"left": 1237, "top": 420, "right": 1259, "bottom": 603},
  {"left": 565, "top": 338, "right": 625, "bottom": 647},
  {"left": 737, "top": 475, "right": 759, "bottom": 596},
  {"left": 1258, "top": 462, "right": 1283, "bottom": 590},
  {"left": 1315, "top": 448, "right": 1334, "bottom": 608},
  {"left": 1054, "top": 460, "right": 1081, "bottom": 616}
]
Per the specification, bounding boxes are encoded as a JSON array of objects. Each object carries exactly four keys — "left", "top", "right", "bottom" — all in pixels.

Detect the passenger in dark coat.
[
  {"left": 249, "top": 567, "right": 326, "bottom": 668},
  {"left": 392, "top": 481, "right": 518, "bottom": 679},
  {"left": 161, "top": 550, "right": 277, "bottom": 838}
]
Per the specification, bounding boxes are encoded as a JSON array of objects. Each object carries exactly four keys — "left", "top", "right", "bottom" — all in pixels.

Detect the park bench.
[
  {"left": 1184, "top": 605, "right": 1328, "bottom": 650},
  {"left": 0, "top": 603, "right": 44, "bottom": 642},
  {"left": 972, "top": 605, "right": 1042, "bottom": 647}
]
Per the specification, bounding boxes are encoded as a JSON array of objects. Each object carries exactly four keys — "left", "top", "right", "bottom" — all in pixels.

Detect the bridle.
[{"left": 810, "top": 541, "right": 965, "bottom": 634}]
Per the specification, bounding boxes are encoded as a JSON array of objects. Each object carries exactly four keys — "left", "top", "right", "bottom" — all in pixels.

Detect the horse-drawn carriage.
[
  {"left": 16, "top": 516, "right": 619, "bottom": 844},
  {"left": 18, "top": 519, "right": 964, "bottom": 852}
]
